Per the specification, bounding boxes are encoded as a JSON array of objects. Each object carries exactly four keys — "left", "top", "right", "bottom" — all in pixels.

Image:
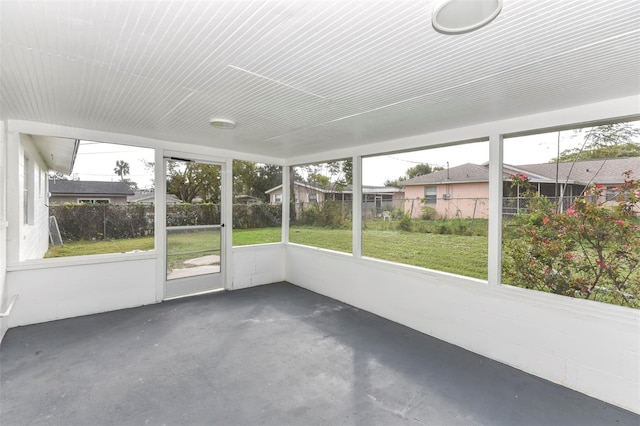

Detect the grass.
[
  {"left": 362, "top": 230, "right": 487, "bottom": 279},
  {"left": 45, "top": 237, "right": 154, "bottom": 257},
  {"left": 45, "top": 224, "right": 487, "bottom": 279}
]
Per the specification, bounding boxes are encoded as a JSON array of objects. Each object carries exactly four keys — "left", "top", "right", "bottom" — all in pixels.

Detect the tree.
[
  {"left": 553, "top": 122, "right": 640, "bottom": 162},
  {"left": 385, "top": 163, "right": 443, "bottom": 187},
  {"left": 114, "top": 160, "right": 130, "bottom": 181},
  {"left": 302, "top": 159, "right": 352, "bottom": 192},
  {"left": 48, "top": 171, "right": 69, "bottom": 181},
  {"left": 166, "top": 161, "right": 221, "bottom": 203}
]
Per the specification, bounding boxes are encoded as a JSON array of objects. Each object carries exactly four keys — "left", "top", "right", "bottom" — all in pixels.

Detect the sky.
[
  {"left": 69, "top": 122, "right": 638, "bottom": 189},
  {"left": 70, "top": 142, "right": 155, "bottom": 190}
]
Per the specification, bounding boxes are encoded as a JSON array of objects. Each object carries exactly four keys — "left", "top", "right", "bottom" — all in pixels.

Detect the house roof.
[
  {"left": 402, "top": 163, "right": 493, "bottom": 186},
  {"left": 1, "top": 1, "right": 638, "bottom": 160},
  {"left": 128, "top": 192, "right": 183, "bottom": 203},
  {"left": 31, "top": 136, "right": 79, "bottom": 175},
  {"left": 402, "top": 157, "right": 640, "bottom": 186},
  {"left": 49, "top": 180, "right": 134, "bottom": 196},
  {"left": 266, "top": 181, "right": 402, "bottom": 195},
  {"left": 515, "top": 157, "right": 640, "bottom": 185}
]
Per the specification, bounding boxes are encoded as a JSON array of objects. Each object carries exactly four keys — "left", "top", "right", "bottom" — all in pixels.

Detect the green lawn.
[{"left": 45, "top": 225, "right": 487, "bottom": 279}]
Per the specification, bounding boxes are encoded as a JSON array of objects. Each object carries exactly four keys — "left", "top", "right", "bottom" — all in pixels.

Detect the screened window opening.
[
  {"left": 232, "top": 161, "right": 282, "bottom": 246},
  {"left": 501, "top": 121, "right": 640, "bottom": 309},
  {"left": 288, "top": 160, "right": 353, "bottom": 253},
  {"left": 362, "top": 142, "right": 490, "bottom": 279},
  {"left": 43, "top": 141, "right": 156, "bottom": 259}
]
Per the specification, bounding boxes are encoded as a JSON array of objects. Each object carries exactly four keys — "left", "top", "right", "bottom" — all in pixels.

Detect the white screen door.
[{"left": 164, "top": 158, "right": 224, "bottom": 299}]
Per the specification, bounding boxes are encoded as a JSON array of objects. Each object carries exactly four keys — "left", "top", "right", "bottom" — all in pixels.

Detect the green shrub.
[
  {"left": 503, "top": 172, "right": 640, "bottom": 308},
  {"left": 421, "top": 206, "right": 437, "bottom": 220},
  {"left": 397, "top": 214, "right": 412, "bottom": 231}
]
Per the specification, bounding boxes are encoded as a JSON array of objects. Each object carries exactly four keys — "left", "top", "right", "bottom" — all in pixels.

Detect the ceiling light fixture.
[
  {"left": 432, "top": 0, "right": 502, "bottom": 34},
  {"left": 209, "top": 118, "right": 236, "bottom": 129}
]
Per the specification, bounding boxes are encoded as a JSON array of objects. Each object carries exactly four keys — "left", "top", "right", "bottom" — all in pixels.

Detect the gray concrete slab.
[{"left": 1, "top": 282, "right": 638, "bottom": 426}]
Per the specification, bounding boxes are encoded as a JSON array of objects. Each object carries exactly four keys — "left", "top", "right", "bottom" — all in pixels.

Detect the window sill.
[{"left": 7, "top": 250, "right": 157, "bottom": 271}]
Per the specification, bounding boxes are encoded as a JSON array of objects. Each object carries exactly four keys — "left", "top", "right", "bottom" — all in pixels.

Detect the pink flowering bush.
[{"left": 503, "top": 171, "right": 640, "bottom": 308}]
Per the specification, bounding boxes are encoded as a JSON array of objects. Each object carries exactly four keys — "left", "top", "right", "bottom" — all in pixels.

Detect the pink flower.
[
  {"left": 614, "top": 220, "right": 625, "bottom": 226},
  {"left": 566, "top": 253, "right": 573, "bottom": 260},
  {"left": 565, "top": 209, "right": 576, "bottom": 215},
  {"left": 530, "top": 230, "right": 536, "bottom": 236},
  {"left": 543, "top": 217, "right": 550, "bottom": 225},
  {"left": 529, "top": 260, "right": 536, "bottom": 266}
]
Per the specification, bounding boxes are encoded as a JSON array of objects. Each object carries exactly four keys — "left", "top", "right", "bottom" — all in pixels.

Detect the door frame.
[{"left": 155, "top": 150, "right": 231, "bottom": 301}]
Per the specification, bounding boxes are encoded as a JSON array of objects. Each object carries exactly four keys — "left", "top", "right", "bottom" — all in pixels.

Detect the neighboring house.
[
  {"left": 16, "top": 135, "right": 79, "bottom": 261},
  {"left": 265, "top": 181, "right": 404, "bottom": 209},
  {"left": 402, "top": 157, "right": 640, "bottom": 219},
  {"left": 128, "top": 192, "right": 183, "bottom": 205},
  {"left": 234, "top": 195, "right": 262, "bottom": 205},
  {"left": 49, "top": 180, "right": 134, "bottom": 205}
]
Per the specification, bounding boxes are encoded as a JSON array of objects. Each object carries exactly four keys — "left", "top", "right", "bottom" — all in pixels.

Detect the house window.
[
  {"left": 289, "top": 159, "right": 353, "bottom": 253},
  {"left": 78, "top": 199, "right": 110, "bottom": 204},
  {"left": 231, "top": 161, "right": 282, "bottom": 246},
  {"left": 23, "top": 155, "right": 34, "bottom": 225},
  {"left": 424, "top": 186, "right": 437, "bottom": 205}
]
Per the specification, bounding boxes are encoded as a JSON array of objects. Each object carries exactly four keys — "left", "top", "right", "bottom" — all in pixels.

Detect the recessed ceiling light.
[
  {"left": 209, "top": 118, "right": 236, "bottom": 129},
  {"left": 432, "top": 0, "right": 502, "bottom": 34}
]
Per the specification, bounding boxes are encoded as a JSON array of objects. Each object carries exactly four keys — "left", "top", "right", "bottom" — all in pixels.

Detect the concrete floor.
[{"left": 1, "top": 282, "right": 638, "bottom": 426}]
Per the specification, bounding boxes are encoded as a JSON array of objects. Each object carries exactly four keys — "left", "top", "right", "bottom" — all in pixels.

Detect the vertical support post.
[
  {"left": 352, "top": 155, "right": 362, "bottom": 258},
  {"left": 154, "top": 150, "right": 166, "bottom": 301},
  {"left": 488, "top": 134, "right": 503, "bottom": 285},
  {"left": 282, "top": 163, "right": 290, "bottom": 244},
  {"left": 223, "top": 158, "right": 233, "bottom": 290}
]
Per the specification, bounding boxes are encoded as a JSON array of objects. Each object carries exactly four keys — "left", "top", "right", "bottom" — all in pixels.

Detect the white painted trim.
[
  {"left": 285, "top": 96, "right": 640, "bottom": 165},
  {"left": 352, "top": 155, "right": 362, "bottom": 258},
  {"left": 7, "top": 251, "right": 157, "bottom": 271},
  {"left": 488, "top": 134, "right": 503, "bottom": 285},
  {"left": 155, "top": 150, "right": 166, "bottom": 302},
  {"left": 282, "top": 165, "right": 290, "bottom": 244},
  {"left": 7, "top": 120, "right": 285, "bottom": 166},
  {"left": 223, "top": 158, "right": 233, "bottom": 290}
]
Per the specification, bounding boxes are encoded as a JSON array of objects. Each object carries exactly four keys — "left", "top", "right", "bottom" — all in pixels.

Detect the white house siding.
[{"left": 17, "top": 134, "right": 49, "bottom": 261}]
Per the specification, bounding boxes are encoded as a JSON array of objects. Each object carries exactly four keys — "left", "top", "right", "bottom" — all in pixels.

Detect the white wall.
[
  {"left": 7, "top": 256, "right": 158, "bottom": 327},
  {"left": 231, "top": 244, "right": 285, "bottom": 290},
  {"left": 0, "top": 121, "right": 9, "bottom": 342},
  {"left": 6, "top": 243, "right": 285, "bottom": 327},
  {"left": 8, "top": 133, "right": 50, "bottom": 262},
  {"left": 286, "top": 245, "right": 640, "bottom": 414}
]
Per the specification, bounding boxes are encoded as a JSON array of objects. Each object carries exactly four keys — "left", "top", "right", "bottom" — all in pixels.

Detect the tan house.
[
  {"left": 266, "top": 182, "right": 404, "bottom": 215},
  {"left": 266, "top": 182, "right": 329, "bottom": 204},
  {"left": 402, "top": 157, "right": 640, "bottom": 219}
]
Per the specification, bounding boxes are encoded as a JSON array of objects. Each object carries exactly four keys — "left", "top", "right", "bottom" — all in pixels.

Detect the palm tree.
[{"left": 114, "top": 160, "right": 130, "bottom": 181}]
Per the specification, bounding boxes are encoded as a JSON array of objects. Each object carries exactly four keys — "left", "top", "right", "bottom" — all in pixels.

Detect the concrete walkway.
[{"left": 167, "top": 254, "right": 220, "bottom": 280}]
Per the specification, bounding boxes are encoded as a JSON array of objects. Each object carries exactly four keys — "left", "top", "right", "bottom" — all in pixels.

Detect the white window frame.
[
  {"left": 77, "top": 198, "right": 111, "bottom": 204},
  {"left": 424, "top": 186, "right": 437, "bottom": 205}
]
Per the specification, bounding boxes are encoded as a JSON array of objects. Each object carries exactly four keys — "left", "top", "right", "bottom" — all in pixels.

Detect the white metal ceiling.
[{"left": 1, "top": 0, "right": 639, "bottom": 159}]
